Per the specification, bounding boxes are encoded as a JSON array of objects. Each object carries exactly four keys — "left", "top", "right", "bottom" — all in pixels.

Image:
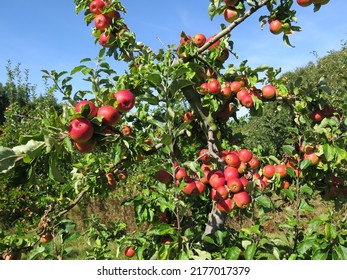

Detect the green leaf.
[
  {"left": 332, "top": 245, "right": 347, "bottom": 260},
  {"left": 225, "top": 247, "right": 242, "bottom": 260},
  {"left": 282, "top": 145, "right": 295, "bottom": 155},
  {"left": 297, "top": 238, "right": 315, "bottom": 255},
  {"left": 300, "top": 159, "right": 312, "bottom": 170},
  {"left": 244, "top": 243, "right": 256, "bottom": 260},
  {"left": 256, "top": 195, "right": 272, "bottom": 209},
  {"left": 49, "top": 156, "right": 66, "bottom": 183},
  {"left": 281, "top": 189, "right": 295, "bottom": 201},
  {"left": 298, "top": 199, "right": 314, "bottom": 212},
  {"left": 322, "top": 144, "right": 335, "bottom": 162},
  {"left": 0, "top": 147, "right": 20, "bottom": 174},
  {"left": 147, "top": 73, "right": 162, "bottom": 85},
  {"left": 335, "top": 146, "right": 346, "bottom": 164},
  {"left": 169, "top": 79, "right": 193, "bottom": 95},
  {"left": 141, "top": 92, "right": 159, "bottom": 105}
]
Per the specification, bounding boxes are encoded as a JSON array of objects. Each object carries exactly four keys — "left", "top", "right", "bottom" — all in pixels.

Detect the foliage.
[{"left": 0, "top": 0, "right": 346, "bottom": 260}]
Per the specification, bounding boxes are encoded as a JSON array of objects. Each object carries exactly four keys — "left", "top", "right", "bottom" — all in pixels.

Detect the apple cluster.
[
  {"left": 199, "top": 75, "right": 278, "bottom": 110},
  {"left": 68, "top": 89, "right": 135, "bottom": 153},
  {"left": 89, "top": 0, "right": 124, "bottom": 47}
]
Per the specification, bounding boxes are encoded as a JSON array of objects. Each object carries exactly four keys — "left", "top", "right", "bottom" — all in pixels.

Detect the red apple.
[
  {"left": 206, "top": 36, "right": 221, "bottom": 50},
  {"left": 236, "top": 89, "right": 249, "bottom": 101},
  {"left": 68, "top": 118, "right": 94, "bottom": 143},
  {"left": 208, "top": 78, "right": 221, "bottom": 94},
  {"left": 198, "top": 148, "right": 212, "bottom": 164},
  {"left": 183, "top": 112, "right": 194, "bottom": 122},
  {"left": 311, "top": 109, "right": 324, "bottom": 122},
  {"left": 89, "top": 0, "right": 105, "bottom": 14},
  {"left": 229, "top": 80, "right": 243, "bottom": 93},
  {"left": 175, "top": 168, "right": 187, "bottom": 181},
  {"left": 224, "top": 8, "right": 239, "bottom": 23},
  {"left": 238, "top": 148, "right": 253, "bottom": 163},
  {"left": 233, "top": 191, "right": 250, "bottom": 208},
  {"left": 224, "top": 166, "right": 239, "bottom": 181},
  {"left": 303, "top": 151, "right": 319, "bottom": 166},
  {"left": 275, "top": 164, "right": 287, "bottom": 178},
  {"left": 124, "top": 246, "right": 136, "bottom": 258},
  {"left": 113, "top": 89, "right": 135, "bottom": 112},
  {"left": 221, "top": 83, "right": 232, "bottom": 99},
  {"left": 227, "top": 177, "right": 243, "bottom": 193},
  {"left": 97, "top": 105, "right": 120, "bottom": 126},
  {"left": 94, "top": 14, "right": 110, "bottom": 31},
  {"left": 199, "top": 82, "right": 209, "bottom": 95},
  {"left": 262, "top": 84, "right": 276, "bottom": 99},
  {"left": 269, "top": 20, "right": 282, "bottom": 35},
  {"left": 297, "top": 0, "right": 313, "bottom": 7},
  {"left": 211, "top": 185, "right": 229, "bottom": 200},
  {"left": 193, "top": 33, "right": 206, "bottom": 47},
  {"left": 156, "top": 170, "right": 172, "bottom": 184},
  {"left": 195, "top": 181, "right": 206, "bottom": 195},
  {"left": 183, "top": 181, "right": 197, "bottom": 195},
  {"left": 216, "top": 198, "right": 234, "bottom": 213},
  {"left": 73, "top": 138, "right": 95, "bottom": 153},
  {"left": 225, "top": 153, "right": 241, "bottom": 167},
  {"left": 262, "top": 164, "right": 276, "bottom": 179},
  {"left": 248, "top": 156, "right": 260, "bottom": 169},
  {"left": 208, "top": 170, "right": 226, "bottom": 189},
  {"left": 75, "top": 100, "right": 98, "bottom": 118},
  {"left": 240, "top": 93, "right": 254, "bottom": 108},
  {"left": 121, "top": 125, "right": 132, "bottom": 136},
  {"left": 99, "top": 32, "right": 114, "bottom": 47}
]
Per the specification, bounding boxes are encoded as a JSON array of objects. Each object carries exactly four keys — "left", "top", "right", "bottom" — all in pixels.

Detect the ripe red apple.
[
  {"left": 208, "top": 78, "right": 221, "bottom": 94},
  {"left": 248, "top": 156, "right": 260, "bottom": 169},
  {"left": 225, "top": 153, "right": 241, "bottom": 167},
  {"left": 175, "top": 168, "right": 187, "bottom": 181},
  {"left": 216, "top": 198, "right": 234, "bottom": 213},
  {"left": 233, "top": 191, "right": 250, "bottom": 208},
  {"left": 183, "top": 181, "right": 197, "bottom": 195},
  {"left": 113, "top": 89, "right": 135, "bottom": 112},
  {"left": 99, "top": 32, "right": 114, "bottom": 47},
  {"left": 68, "top": 118, "right": 94, "bottom": 143},
  {"left": 229, "top": 80, "right": 243, "bottom": 93},
  {"left": 238, "top": 148, "right": 253, "bottom": 163},
  {"left": 73, "top": 138, "right": 95, "bottom": 153},
  {"left": 193, "top": 33, "right": 206, "bottom": 47},
  {"left": 275, "top": 164, "right": 287, "bottom": 178},
  {"left": 311, "top": 109, "right": 324, "bottom": 122},
  {"left": 224, "top": 8, "right": 239, "bottom": 23},
  {"left": 297, "top": 0, "right": 313, "bottom": 7},
  {"left": 206, "top": 36, "right": 221, "bottom": 50},
  {"left": 183, "top": 112, "right": 194, "bottom": 122},
  {"left": 239, "top": 177, "right": 249, "bottom": 188},
  {"left": 269, "top": 20, "right": 283, "bottom": 35},
  {"left": 180, "top": 34, "right": 192, "bottom": 43},
  {"left": 124, "top": 246, "right": 136, "bottom": 258},
  {"left": 262, "top": 164, "right": 276, "bottom": 179},
  {"left": 262, "top": 84, "right": 276, "bottom": 99},
  {"left": 199, "top": 82, "right": 209, "bottom": 95},
  {"left": 236, "top": 89, "right": 249, "bottom": 101},
  {"left": 94, "top": 14, "right": 110, "bottom": 31},
  {"left": 97, "top": 105, "right": 120, "bottom": 126},
  {"left": 198, "top": 148, "right": 212, "bottom": 164},
  {"left": 121, "top": 125, "right": 132, "bottom": 136},
  {"left": 75, "top": 100, "right": 98, "bottom": 118},
  {"left": 303, "top": 151, "right": 319, "bottom": 166},
  {"left": 224, "top": 166, "right": 239, "bottom": 181},
  {"left": 227, "top": 177, "right": 243, "bottom": 193},
  {"left": 281, "top": 180, "right": 290, "bottom": 189},
  {"left": 221, "top": 83, "right": 232, "bottom": 99},
  {"left": 208, "top": 170, "right": 226, "bottom": 189},
  {"left": 89, "top": 0, "right": 105, "bottom": 14},
  {"left": 156, "top": 170, "right": 172, "bottom": 184},
  {"left": 237, "top": 161, "right": 247, "bottom": 174},
  {"left": 240, "top": 93, "right": 254, "bottom": 108},
  {"left": 195, "top": 181, "right": 206, "bottom": 195}
]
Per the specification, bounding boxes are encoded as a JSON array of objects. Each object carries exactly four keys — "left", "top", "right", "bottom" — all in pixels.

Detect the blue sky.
[{"left": 0, "top": 1, "right": 346, "bottom": 100}]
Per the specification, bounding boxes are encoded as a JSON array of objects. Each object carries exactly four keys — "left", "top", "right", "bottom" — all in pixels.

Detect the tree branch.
[{"left": 198, "top": 0, "right": 272, "bottom": 54}]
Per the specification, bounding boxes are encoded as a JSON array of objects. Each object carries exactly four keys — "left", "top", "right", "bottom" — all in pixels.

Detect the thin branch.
[{"left": 198, "top": 0, "right": 272, "bottom": 54}]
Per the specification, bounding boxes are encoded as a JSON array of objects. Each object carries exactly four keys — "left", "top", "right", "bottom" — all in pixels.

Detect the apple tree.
[{"left": 1, "top": 0, "right": 346, "bottom": 260}]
